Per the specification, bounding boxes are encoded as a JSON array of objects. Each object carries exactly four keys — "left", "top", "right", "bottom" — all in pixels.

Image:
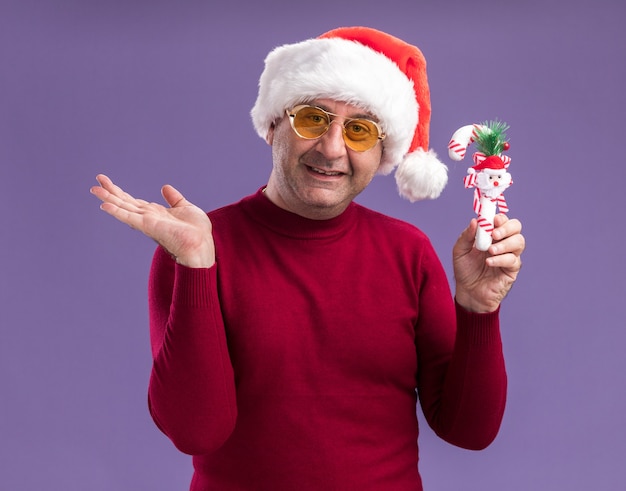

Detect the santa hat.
[
  {"left": 250, "top": 26, "right": 448, "bottom": 201},
  {"left": 469, "top": 155, "right": 507, "bottom": 175}
]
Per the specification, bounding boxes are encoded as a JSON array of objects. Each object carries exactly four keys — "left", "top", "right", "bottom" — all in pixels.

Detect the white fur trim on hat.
[
  {"left": 251, "top": 37, "right": 417, "bottom": 175},
  {"left": 395, "top": 148, "right": 448, "bottom": 201}
]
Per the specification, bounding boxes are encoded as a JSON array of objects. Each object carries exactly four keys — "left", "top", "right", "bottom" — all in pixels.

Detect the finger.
[
  {"left": 492, "top": 216, "right": 522, "bottom": 241},
  {"left": 95, "top": 173, "right": 111, "bottom": 186},
  {"left": 489, "top": 232, "right": 526, "bottom": 257},
  {"left": 99, "top": 201, "right": 150, "bottom": 232},
  {"left": 95, "top": 174, "right": 138, "bottom": 203},
  {"left": 90, "top": 174, "right": 110, "bottom": 200},
  {"left": 486, "top": 251, "right": 522, "bottom": 272},
  {"left": 91, "top": 175, "right": 147, "bottom": 213},
  {"left": 93, "top": 187, "right": 145, "bottom": 215},
  {"left": 453, "top": 219, "right": 479, "bottom": 257},
  {"left": 94, "top": 174, "right": 119, "bottom": 195},
  {"left": 161, "top": 184, "right": 188, "bottom": 208},
  {"left": 493, "top": 213, "right": 508, "bottom": 227},
  {"left": 462, "top": 219, "right": 478, "bottom": 243}
]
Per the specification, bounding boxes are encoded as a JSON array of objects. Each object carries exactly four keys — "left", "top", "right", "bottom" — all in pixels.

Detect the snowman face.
[{"left": 476, "top": 170, "right": 512, "bottom": 197}]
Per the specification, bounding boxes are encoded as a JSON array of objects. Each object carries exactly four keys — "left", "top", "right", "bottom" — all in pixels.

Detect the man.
[{"left": 91, "top": 27, "right": 524, "bottom": 490}]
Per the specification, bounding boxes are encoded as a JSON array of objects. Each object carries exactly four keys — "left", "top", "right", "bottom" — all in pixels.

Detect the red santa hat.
[
  {"left": 250, "top": 26, "right": 448, "bottom": 201},
  {"left": 469, "top": 155, "right": 507, "bottom": 175}
]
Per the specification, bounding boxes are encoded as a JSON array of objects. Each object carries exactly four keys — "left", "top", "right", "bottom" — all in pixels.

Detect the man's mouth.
[{"left": 307, "top": 165, "right": 343, "bottom": 176}]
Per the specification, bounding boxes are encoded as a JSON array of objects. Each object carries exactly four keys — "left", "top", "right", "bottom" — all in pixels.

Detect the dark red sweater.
[{"left": 147, "top": 189, "right": 506, "bottom": 490}]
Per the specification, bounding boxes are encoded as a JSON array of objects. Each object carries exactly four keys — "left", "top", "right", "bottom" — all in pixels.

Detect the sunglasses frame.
[{"left": 286, "top": 105, "right": 386, "bottom": 152}]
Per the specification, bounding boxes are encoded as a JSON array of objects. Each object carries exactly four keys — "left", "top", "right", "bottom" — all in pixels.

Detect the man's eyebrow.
[{"left": 312, "top": 102, "right": 379, "bottom": 122}]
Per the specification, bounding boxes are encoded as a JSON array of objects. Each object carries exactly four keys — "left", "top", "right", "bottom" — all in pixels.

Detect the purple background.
[{"left": 2, "top": 0, "right": 625, "bottom": 489}]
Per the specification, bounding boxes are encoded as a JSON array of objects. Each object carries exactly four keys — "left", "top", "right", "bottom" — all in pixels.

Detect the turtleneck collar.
[{"left": 238, "top": 187, "right": 358, "bottom": 240}]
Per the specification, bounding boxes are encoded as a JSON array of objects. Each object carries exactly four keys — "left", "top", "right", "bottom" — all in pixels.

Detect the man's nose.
[{"left": 316, "top": 121, "right": 348, "bottom": 159}]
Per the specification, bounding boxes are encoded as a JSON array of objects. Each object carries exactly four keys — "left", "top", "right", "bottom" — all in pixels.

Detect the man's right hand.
[{"left": 90, "top": 174, "right": 215, "bottom": 268}]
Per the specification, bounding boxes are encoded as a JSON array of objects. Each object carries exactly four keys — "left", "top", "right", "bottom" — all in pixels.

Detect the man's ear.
[{"left": 266, "top": 122, "right": 276, "bottom": 145}]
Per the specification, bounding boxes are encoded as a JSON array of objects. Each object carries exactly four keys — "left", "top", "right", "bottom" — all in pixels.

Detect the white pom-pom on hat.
[
  {"left": 251, "top": 26, "right": 448, "bottom": 201},
  {"left": 395, "top": 148, "right": 448, "bottom": 202}
]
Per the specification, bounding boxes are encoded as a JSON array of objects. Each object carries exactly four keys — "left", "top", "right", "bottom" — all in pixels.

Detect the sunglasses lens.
[
  {"left": 292, "top": 106, "right": 331, "bottom": 139},
  {"left": 344, "top": 120, "right": 380, "bottom": 152}
]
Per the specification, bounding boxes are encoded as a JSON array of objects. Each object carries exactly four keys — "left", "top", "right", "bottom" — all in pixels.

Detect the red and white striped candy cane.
[
  {"left": 497, "top": 194, "right": 509, "bottom": 214},
  {"left": 474, "top": 194, "right": 498, "bottom": 251},
  {"left": 448, "top": 123, "right": 512, "bottom": 251},
  {"left": 447, "top": 124, "right": 486, "bottom": 161},
  {"left": 473, "top": 190, "right": 509, "bottom": 250}
]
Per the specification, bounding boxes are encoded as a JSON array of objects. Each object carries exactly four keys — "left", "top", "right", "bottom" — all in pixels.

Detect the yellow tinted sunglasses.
[{"left": 286, "top": 105, "right": 386, "bottom": 152}]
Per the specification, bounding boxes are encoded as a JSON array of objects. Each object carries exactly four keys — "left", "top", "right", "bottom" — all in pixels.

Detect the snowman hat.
[{"left": 250, "top": 26, "right": 448, "bottom": 201}]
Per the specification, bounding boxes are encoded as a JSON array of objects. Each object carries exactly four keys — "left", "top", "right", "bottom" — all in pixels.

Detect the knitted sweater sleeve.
[
  {"left": 415, "top": 247, "right": 507, "bottom": 450},
  {"left": 147, "top": 246, "right": 237, "bottom": 455}
]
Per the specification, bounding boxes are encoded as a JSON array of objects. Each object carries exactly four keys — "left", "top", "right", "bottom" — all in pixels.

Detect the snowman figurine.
[{"left": 448, "top": 122, "right": 513, "bottom": 251}]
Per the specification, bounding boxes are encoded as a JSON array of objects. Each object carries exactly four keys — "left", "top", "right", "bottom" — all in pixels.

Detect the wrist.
[
  {"left": 454, "top": 292, "right": 498, "bottom": 314},
  {"left": 175, "top": 256, "right": 214, "bottom": 268},
  {"left": 172, "top": 243, "right": 215, "bottom": 269}
]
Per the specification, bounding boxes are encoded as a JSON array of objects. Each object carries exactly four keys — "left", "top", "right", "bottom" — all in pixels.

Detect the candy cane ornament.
[
  {"left": 448, "top": 121, "right": 513, "bottom": 251},
  {"left": 448, "top": 124, "right": 485, "bottom": 161}
]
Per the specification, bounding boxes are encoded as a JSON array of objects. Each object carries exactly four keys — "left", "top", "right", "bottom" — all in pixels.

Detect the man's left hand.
[{"left": 453, "top": 214, "right": 525, "bottom": 313}]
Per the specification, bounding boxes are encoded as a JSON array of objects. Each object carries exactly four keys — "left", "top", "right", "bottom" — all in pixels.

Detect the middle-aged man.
[{"left": 91, "top": 26, "right": 525, "bottom": 491}]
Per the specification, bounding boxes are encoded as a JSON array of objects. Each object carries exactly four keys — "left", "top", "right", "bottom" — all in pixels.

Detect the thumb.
[
  {"left": 161, "top": 184, "right": 188, "bottom": 208},
  {"left": 454, "top": 219, "right": 478, "bottom": 255}
]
